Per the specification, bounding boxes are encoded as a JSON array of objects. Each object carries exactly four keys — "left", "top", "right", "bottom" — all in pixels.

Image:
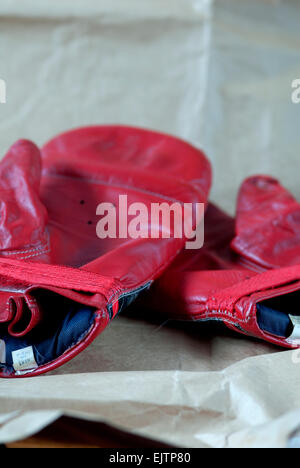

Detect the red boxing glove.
[
  {"left": 0, "top": 127, "right": 211, "bottom": 377},
  {"left": 145, "top": 176, "right": 300, "bottom": 349}
]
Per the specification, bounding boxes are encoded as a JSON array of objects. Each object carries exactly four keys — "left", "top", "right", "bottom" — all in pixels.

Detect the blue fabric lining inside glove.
[
  {"left": 257, "top": 303, "right": 292, "bottom": 338},
  {"left": 0, "top": 292, "right": 96, "bottom": 374},
  {"left": 256, "top": 290, "right": 300, "bottom": 338}
]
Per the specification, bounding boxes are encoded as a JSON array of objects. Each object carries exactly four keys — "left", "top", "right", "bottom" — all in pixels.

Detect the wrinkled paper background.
[{"left": 0, "top": 0, "right": 300, "bottom": 448}]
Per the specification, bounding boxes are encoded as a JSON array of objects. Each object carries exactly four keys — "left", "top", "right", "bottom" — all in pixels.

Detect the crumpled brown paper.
[
  {"left": 0, "top": 315, "right": 300, "bottom": 448},
  {"left": 0, "top": 0, "right": 300, "bottom": 448}
]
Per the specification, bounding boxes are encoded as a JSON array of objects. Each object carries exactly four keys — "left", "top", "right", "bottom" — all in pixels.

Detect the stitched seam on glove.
[{"left": 0, "top": 258, "right": 119, "bottom": 293}]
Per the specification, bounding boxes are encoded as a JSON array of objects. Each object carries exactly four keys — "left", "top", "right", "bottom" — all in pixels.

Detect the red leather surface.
[
  {"left": 0, "top": 127, "right": 211, "bottom": 377},
  {"left": 232, "top": 175, "right": 300, "bottom": 268},
  {"left": 146, "top": 177, "right": 300, "bottom": 349}
]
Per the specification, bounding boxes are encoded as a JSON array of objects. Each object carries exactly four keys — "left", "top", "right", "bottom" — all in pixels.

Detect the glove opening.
[
  {"left": 0, "top": 290, "right": 96, "bottom": 376},
  {"left": 257, "top": 291, "right": 300, "bottom": 340}
]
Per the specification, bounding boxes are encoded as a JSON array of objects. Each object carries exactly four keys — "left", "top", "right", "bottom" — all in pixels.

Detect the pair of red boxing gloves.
[{"left": 0, "top": 126, "right": 300, "bottom": 377}]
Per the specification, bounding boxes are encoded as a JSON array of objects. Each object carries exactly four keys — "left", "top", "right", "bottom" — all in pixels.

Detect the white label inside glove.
[
  {"left": 12, "top": 346, "right": 38, "bottom": 372},
  {"left": 288, "top": 315, "right": 300, "bottom": 341},
  {"left": 0, "top": 340, "right": 5, "bottom": 364}
]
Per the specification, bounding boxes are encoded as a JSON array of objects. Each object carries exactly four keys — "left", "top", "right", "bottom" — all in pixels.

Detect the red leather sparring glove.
[
  {"left": 144, "top": 176, "right": 300, "bottom": 349},
  {"left": 0, "top": 127, "right": 211, "bottom": 377}
]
